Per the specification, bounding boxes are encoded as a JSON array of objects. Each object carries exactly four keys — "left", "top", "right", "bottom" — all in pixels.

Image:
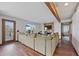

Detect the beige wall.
[
  {"left": 0, "top": 15, "right": 40, "bottom": 44},
  {"left": 72, "top": 6, "right": 79, "bottom": 55},
  {"left": 54, "top": 19, "right": 61, "bottom": 39}
]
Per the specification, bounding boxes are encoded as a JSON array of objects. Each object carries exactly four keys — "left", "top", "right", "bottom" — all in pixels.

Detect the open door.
[
  {"left": 61, "top": 22, "right": 72, "bottom": 44},
  {"left": 2, "top": 19, "right": 16, "bottom": 44}
]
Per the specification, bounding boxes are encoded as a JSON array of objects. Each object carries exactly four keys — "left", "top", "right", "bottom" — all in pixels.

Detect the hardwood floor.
[
  {"left": 53, "top": 39, "right": 77, "bottom": 56},
  {"left": 0, "top": 42, "right": 43, "bottom": 56},
  {"left": 0, "top": 39, "right": 77, "bottom": 56}
]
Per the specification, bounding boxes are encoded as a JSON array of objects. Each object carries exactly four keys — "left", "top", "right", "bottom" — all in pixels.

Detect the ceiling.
[
  {"left": 0, "top": 2, "right": 56, "bottom": 23},
  {"left": 55, "top": 2, "right": 78, "bottom": 20}
]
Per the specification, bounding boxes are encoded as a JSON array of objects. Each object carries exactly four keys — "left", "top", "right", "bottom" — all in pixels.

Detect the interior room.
[{"left": 0, "top": 2, "right": 79, "bottom": 56}]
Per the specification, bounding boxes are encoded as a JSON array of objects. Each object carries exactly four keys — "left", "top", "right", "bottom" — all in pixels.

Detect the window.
[{"left": 25, "top": 24, "right": 35, "bottom": 33}]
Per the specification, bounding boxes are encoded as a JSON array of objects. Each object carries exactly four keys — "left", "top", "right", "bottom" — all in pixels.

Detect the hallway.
[{"left": 53, "top": 39, "right": 77, "bottom": 56}]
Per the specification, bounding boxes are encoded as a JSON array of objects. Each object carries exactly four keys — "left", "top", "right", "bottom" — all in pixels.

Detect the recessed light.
[{"left": 64, "top": 3, "right": 69, "bottom": 6}]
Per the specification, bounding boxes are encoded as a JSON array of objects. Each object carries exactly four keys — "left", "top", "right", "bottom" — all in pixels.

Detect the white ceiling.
[
  {"left": 0, "top": 2, "right": 56, "bottom": 23},
  {"left": 55, "top": 2, "right": 78, "bottom": 20}
]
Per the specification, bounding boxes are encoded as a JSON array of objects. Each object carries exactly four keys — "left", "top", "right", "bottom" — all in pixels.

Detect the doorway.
[
  {"left": 2, "top": 19, "right": 16, "bottom": 44},
  {"left": 61, "top": 22, "right": 72, "bottom": 44}
]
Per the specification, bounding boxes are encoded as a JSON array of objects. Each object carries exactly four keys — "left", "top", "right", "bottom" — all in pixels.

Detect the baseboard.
[
  {"left": 0, "top": 41, "right": 17, "bottom": 46},
  {"left": 0, "top": 44, "right": 2, "bottom": 46},
  {"left": 71, "top": 43, "right": 78, "bottom": 56},
  {"left": 18, "top": 41, "right": 45, "bottom": 56}
]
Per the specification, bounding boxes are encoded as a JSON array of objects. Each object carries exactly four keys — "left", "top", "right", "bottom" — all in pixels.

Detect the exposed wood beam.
[{"left": 45, "top": 2, "right": 60, "bottom": 22}]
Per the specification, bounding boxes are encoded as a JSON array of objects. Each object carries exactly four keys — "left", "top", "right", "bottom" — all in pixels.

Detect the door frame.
[
  {"left": 61, "top": 21, "right": 72, "bottom": 42},
  {"left": 2, "top": 19, "right": 16, "bottom": 45}
]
